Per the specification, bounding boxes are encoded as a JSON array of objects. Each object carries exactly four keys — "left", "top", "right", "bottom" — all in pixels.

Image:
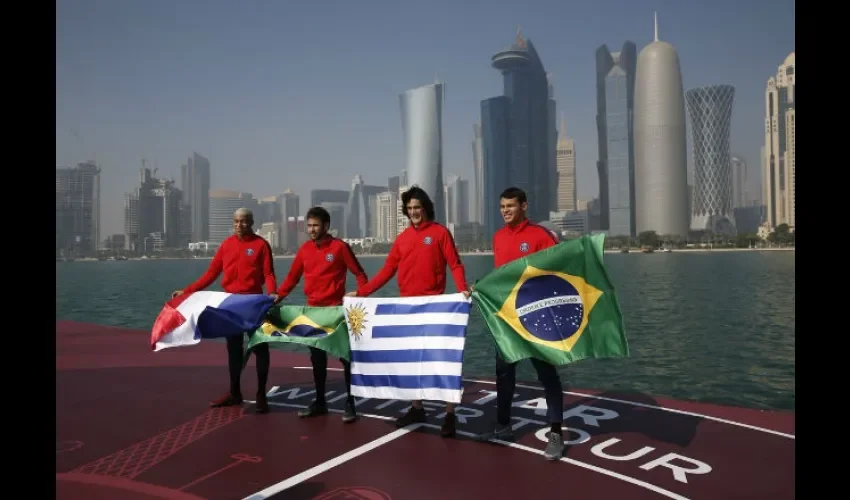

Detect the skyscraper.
[
  {"left": 634, "top": 13, "right": 689, "bottom": 237},
  {"left": 547, "top": 74, "right": 558, "bottom": 218},
  {"left": 556, "top": 115, "right": 576, "bottom": 213},
  {"left": 731, "top": 156, "right": 747, "bottom": 209},
  {"left": 125, "top": 166, "right": 184, "bottom": 253},
  {"left": 56, "top": 161, "right": 101, "bottom": 255},
  {"left": 686, "top": 84, "right": 736, "bottom": 235},
  {"left": 596, "top": 41, "right": 637, "bottom": 236},
  {"left": 763, "top": 52, "right": 795, "bottom": 229},
  {"left": 209, "top": 190, "right": 254, "bottom": 244},
  {"left": 346, "top": 175, "right": 386, "bottom": 238},
  {"left": 374, "top": 191, "right": 399, "bottom": 242},
  {"left": 481, "top": 28, "right": 554, "bottom": 237},
  {"left": 444, "top": 174, "right": 469, "bottom": 225},
  {"left": 278, "top": 190, "right": 299, "bottom": 251},
  {"left": 180, "top": 152, "right": 210, "bottom": 242},
  {"left": 399, "top": 82, "right": 445, "bottom": 224},
  {"left": 471, "top": 123, "right": 484, "bottom": 224},
  {"left": 480, "top": 96, "right": 510, "bottom": 238}
]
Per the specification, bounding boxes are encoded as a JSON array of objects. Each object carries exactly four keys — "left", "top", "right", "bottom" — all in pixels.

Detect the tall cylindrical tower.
[
  {"left": 399, "top": 82, "right": 445, "bottom": 224},
  {"left": 633, "top": 13, "right": 689, "bottom": 237}
]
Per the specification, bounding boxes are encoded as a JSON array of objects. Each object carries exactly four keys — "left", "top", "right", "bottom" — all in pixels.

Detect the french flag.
[{"left": 150, "top": 291, "right": 275, "bottom": 351}]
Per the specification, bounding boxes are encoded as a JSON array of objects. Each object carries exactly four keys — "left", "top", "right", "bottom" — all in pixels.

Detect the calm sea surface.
[{"left": 56, "top": 251, "right": 795, "bottom": 411}]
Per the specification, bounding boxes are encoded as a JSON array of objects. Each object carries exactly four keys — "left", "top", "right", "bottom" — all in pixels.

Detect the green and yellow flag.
[
  {"left": 246, "top": 305, "right": 350, "bottom": 361},
  {"left": 472, "top": 234, "right": 628, "bottom": 366}
]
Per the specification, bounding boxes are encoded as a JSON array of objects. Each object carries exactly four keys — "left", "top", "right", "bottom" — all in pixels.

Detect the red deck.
[{"left": 56, "top": 320, "right": 795, "bottom": 500}]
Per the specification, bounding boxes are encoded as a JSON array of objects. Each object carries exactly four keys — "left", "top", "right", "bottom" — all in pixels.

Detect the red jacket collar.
[
  {"left": 312, "top": 234, "right": 333, "bottom": 248},
  {"left": 505, "top": 219, "right": 530, "bottom": 234},
  {"left": 410, "top": 220, "right": 434, "bottom": 231},
  {"left": 235, "top": 232, "right": 258, "bottom": 242}
]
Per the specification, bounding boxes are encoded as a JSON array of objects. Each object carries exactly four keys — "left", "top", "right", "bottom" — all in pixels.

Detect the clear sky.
[{"left": 56, "top": 0, "right": 795, "bottom": 237}]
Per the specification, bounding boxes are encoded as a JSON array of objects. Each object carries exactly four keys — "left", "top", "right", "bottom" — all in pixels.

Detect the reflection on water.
[{"left": 57, "top": 251, "right": 795, "bottom": 411}]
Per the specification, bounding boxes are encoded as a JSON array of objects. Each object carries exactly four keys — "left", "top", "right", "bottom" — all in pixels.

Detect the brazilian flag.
[
  {"left": 472, "top": 233, "right": 628, "bottom": 366},
  {"left": 246, "top": 305, "right": 351, "bottom": 361}
]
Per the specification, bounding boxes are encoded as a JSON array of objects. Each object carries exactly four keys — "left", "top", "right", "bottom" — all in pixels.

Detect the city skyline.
[{"left": 56, "top": 0, "right": 795, "bottom": 237}]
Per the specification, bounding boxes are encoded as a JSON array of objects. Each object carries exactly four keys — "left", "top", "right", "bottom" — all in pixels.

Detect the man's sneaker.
[
  {"left": 544, "top": 432, "right": 565, "bottom": 461},
  {"left": 255, "top": 392, "right": 269, "bottom": 414},
  {"left": 342, "top": 402, "right": 358, "bottom": 423},
  {"left": 395, "top": 406, "right": 426, "bottom": 427},
  {"left": 298, "top": 402, "right": 329, "bottom": 418},
  {"left": 440, "top": 412, "right": 456, "bottom": 438},
  {"left": 473, "top": 424, "right": 515, "bottom": 442},
  {"left": 210, "top": 392, "right": 243, "bottom": 408}
]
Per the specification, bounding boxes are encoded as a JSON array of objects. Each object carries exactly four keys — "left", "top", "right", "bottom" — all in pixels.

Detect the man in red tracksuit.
[
  {"left": 347, "top": 186, "right": 469, "bottom": 438},
  {"left": 271, "top": 206, "right": 368, "bottom": 423},
  {"left": 172, "top": 207, "right": 277, "bottom": 414},
  {"left": 475, "top": 187, "right": 566, "bottom": 461}
]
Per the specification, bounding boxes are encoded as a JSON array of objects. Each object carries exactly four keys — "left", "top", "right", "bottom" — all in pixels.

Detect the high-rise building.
[
  {"left": 763, "top": 52, "right": 795, "bottom": 229},
  {"left": 375, "top": 191, "right": 399, "bottom": 242},
  {"left": 396, "top": 185, "right": 410, "bottom": 236},
  {"left": 257, "top": 196, "right": 280, "bottom": 225},
  {"left": 399, "top": 82, "right": 445, "bottom": 224},
  {"left": 634, "top": 13, "right": 689, "bottom": 237},
  {"left": 209, "top": 190, "right": 254, "bottom": 244},
  {"left": 731, "top": 156, "right": 748, "bottom": 209},
  {"left": 471, "top": 123, "right": 484, "bottom": 224},
  {"left": 388, "top": 175, "right": 400, "bottom": 195},
  {"left": 278, "top": 190, "right": 299, "bottom": 251},
  {"left": 556, "top": 115, "right": 577, "bottom": 213},
  {"left": 180, "top": 152, "right": 210, "bottom": 242},
  {"left": 346, "top": 175, "right": 386, "bottom": 238},
  {"left": 481, "top": 28, "right": 555, "bottom": 238},
  {"left": 310, "top": 189, "right": 348, "bottom": 238},
  {"left": 547, "top": 74, "right": 558, "bottom": 219},
  {"left": 444, "top": 175, "right": 469, "bottom": 225},
  {"left": 686, "top": 84, "right": 737, "bottom": 235},
  {"left": 596, "top": 42, "right": 637, "bottom": 236},
  {"left": 56, "top": 161, "right": 101, "bottom": 255},
  {"left": 310, "top": 189, "right": 349, "bottom": 207},
  {"left": 124, "top": 165, "right": 184, "bottom": 253},
  {"left": 480, "top": 96, "right": 510, "bottom": 238}
]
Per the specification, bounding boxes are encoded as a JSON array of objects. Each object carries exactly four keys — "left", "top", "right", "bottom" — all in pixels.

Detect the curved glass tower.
[
  {"left": 686, "top": 84, "right": 736, "bottom": 235},
  {"left": 399, "top": 82, "right": 445, "bottom": 224},
  {"left": 634, "top": 13, "right": 689, "bottom": 237}
]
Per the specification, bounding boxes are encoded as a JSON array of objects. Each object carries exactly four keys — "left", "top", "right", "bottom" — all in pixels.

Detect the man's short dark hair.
[
  {"left": 500, "top": 187, "right": 527, "bottom": 204},
  {"left": 401, "top": 186, "right": 436, "bottom": 221},
  {"left": 306, "top": 206, "right": 331, "bottom": 225}
]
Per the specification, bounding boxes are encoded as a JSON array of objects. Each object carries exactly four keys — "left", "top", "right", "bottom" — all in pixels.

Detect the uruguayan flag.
[{"left": 342, "top": 293, "right": 471, "bottom": 404}]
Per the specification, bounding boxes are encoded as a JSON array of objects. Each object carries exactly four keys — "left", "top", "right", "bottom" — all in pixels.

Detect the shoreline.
[{"left": 64, "top": 246, "right": 795, "bottom": 261}]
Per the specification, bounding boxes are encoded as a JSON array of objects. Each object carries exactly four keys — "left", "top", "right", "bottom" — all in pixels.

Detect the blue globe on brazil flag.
[{"left": 515, "top": 274, "right": 584, "bottom": 342}]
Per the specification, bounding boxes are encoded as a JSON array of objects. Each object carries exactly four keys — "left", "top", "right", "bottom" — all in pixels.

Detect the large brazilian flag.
[{"left": 472, "top": 234, "right": 629, "bottom": 366}]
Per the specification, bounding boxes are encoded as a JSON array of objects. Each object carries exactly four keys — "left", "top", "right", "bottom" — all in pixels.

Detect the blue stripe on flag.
[
  {"left": 352, "top": 374, "right": 462, "bottom": 390},
  {"left": 351, "top": 349, "right": 464, "bottom": 364},
  {"left": 371, "top": 324, "right": 466, "bottom": 338},
  {"left": 196, "top": 294, "right": 274, "bottom": 339},
  {"left": 374, "top": 302, "right": 471, "bottom": 315}
]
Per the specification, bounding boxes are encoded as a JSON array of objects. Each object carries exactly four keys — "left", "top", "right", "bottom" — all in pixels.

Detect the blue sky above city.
[{"left": 56, "top": 0, "right": 795, "bottom": 237}]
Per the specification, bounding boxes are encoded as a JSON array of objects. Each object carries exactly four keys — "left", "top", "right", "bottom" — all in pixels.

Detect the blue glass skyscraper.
[
  {"left": 480, "top": 29, "right": 554, "bottom": 238},
  {"left": 595, "top": 42, "right": 637, "bottom": 237}
]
